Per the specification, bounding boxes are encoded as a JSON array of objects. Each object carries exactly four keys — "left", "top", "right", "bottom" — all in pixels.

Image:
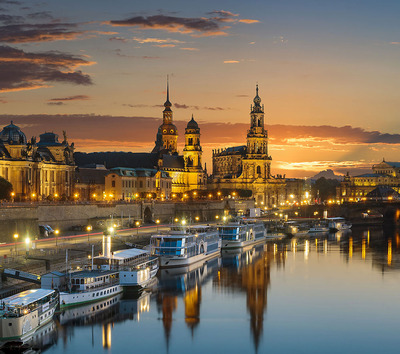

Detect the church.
[
  {"left": 0, "top": 122, "right": 75, "bottom": 199},
  {"left": 151, "top": 80, "right": 207, "bottom": 194},
  {"left": 210, "top": 86, "right": 286, "bottom": 207}
]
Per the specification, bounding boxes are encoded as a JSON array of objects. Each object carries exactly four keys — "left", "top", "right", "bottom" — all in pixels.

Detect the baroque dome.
[
  {"left": 186, "top": 115, "right": 199, "bottom": 129},
  {"left": 0, "top": 121, "right": 27, "bottom": 145}
]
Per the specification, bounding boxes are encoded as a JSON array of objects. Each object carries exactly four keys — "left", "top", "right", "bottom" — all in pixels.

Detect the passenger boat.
[
  {"left": 150, "top": 225, "right": 221, "bottom": 268},
  {"left": 0, "top": 289, "right": 58, "bottom": 345},
  {"left": 327, "top": 217, "right": 352, "bottom": 231},
  {"left": 93, "top": 248, "right": 159, "bottom": 288},
  {"left": 218, "top": 219, "right": 266, "bottom": 249},
  {"left": 308, "top": 222, "right": 329, "bottom": 233},
  {"left": 55, "top": 270, "right": 123, "bottom": 308}
]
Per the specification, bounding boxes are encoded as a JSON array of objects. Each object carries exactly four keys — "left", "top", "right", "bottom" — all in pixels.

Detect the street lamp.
[
  {"left": 195, "top": 216, "right": 200, "bottom": 222},
  {"left": 54, "top": 229, "right": 60, "bottom": 247},
  {"left": 181, "top": 220, "right": 186, "bottom": 226},
  {"left": 215, "top": 215, "right": 219, "bottom": 220},
  {"left": 11, "top": 191, "right": 15, "bottom": 202},
  {"left": 87, "top": 225, "right": 92, "bottom": 242},
  {"left": 156, "top": 219, "right": 160, "bottom": 232},
  {"left": 135, "top": 221, "right": 140, "bottom": 235},
  {"left": 13, "top": 233, "right": 18, "bottom": 255},
  {"left": 25, "top": 237, "right": 30, "bottom": 252}
]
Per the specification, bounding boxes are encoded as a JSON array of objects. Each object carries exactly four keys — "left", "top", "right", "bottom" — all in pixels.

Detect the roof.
[
  {"left": 214, "top": 145, "right": 246, "bottom": 156},
  {"left": 42, "top": 271, "right": 65, "bottom": 277},
  {"left": 367, "top": 185, "right": 400, "bottom": 199},
  {"left": 94, "top": 248, "right": 149, "bottom": 261},
  {"left": 74, "top": 152, "right": 158, "bottom": 169},
  {"left": 355, "top": 173, "right": 386, "bottom": 178},
  {"left": 75, "top": 167, "right": 109, "bottom": 184},
  {"left": 70, "top": 270, "right": 118, "bottom": 278},
  {"left": 161, "top": 154, "right": 185, "bottom": 169},
  {"left": 385, "top": 162, "right": 400, "bottom": 168},
  {"left": 37, "top": 132, "right": 62, "bottom": 147},
  {"left": 4, "top": 289, "right": 55, "bottom": 306}
]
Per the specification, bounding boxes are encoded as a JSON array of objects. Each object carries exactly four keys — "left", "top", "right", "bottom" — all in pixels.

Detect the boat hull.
[
  {"left": 59, "top": 284, "right": 123, "bottom": 308},
  {"left": 159, "top": 247, "right": 220, "bottom": 268},
  {"left": 221, "top": 236, "right": 266, "bottom": 249}
]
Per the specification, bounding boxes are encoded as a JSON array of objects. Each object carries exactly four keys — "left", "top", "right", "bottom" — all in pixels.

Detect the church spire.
[{"left": 164, "top": 75, "right": 172, "bottom": 109}]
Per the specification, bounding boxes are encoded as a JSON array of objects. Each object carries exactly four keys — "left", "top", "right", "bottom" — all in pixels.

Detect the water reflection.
[
  {"left": 215, "top": 244, "right": 279, "bottom": 351},
  {"left": 156, "top": 258, "right": 220, "bottom": 348},
  {"left": 6, "top": 226, "right": 400, "bottom": 354}
]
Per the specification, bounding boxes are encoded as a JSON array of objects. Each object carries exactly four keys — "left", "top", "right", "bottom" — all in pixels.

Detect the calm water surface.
[{"left": 26, "top": 227, "right": 400, "bottom": 354}]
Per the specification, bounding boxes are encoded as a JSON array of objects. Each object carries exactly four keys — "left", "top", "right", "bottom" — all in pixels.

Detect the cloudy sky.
[{"left": 0, "top": 0, "right": 399, "bottom": 177}]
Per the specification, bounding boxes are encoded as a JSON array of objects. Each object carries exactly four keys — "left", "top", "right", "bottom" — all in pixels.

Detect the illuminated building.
[
  {"left": 0, "top": 122, "right": 75, "bottom": 199},
  {"left": 152, "top": 80, "right": 207, "bottom": 193},
  {"left": 211, "top": 86, "right": 286, "bottom": 206},
  {"left": 337, "top": 159, "right": 400, "bottom": 202},
  {"left": 104, "top": 167, "right": 172, "bottom": 200}
]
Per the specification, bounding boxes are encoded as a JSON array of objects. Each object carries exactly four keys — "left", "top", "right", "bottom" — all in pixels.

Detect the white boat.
[
  {"left": 0, "top": 289, "right": 58, "bottom": 345},
  {"left": 93, "top": 248, "right": 159, "bottom": 288},
  {"left": 56, "top": 270, "right": 123, "bottom": 308},
  {"left": 218, "top": 219, "right": 266, "bottom": 248},
  {"left": 150, "top": 225, "right": 221, "bottom": 268},
  {"left": 327, "top": 217, "right": 352, "bottom": 231},
  {"left": 308, "top": 224, "right": 329, "bottom": 233}
]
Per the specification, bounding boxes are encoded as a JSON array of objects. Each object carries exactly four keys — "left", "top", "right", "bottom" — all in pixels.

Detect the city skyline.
[{"left": 1, "top": 0, "right": 400, "bottom": 177}]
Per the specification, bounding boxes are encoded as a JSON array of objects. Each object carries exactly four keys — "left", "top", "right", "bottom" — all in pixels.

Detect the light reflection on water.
[{"left": 26, "top": 226, "right": 400, "bottom": 354}]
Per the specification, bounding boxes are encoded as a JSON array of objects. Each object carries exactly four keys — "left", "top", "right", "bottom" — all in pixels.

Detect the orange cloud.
[
  {"left": 239, "top": 19, "right": 260, "bottom": 24},
  {"left": 223, "top": 60, "right": 239, "bottom": 63}
]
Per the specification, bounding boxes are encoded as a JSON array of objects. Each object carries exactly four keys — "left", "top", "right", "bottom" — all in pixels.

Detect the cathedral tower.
[
  {"left": 183, "top": 115, "right": 202, "bottom": 170},
  {"left": 160, "top": 78, "right": 178, "bottom": 153},
  {"left": 242, "top": 85, "right": 271, "bottom": 180}
]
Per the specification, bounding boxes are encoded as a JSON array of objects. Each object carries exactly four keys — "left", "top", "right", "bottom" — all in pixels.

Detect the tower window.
[
  {"left": 188, "top": 138, "right": 193, "bottom": 145},
  {"left": 257, "top": 166, "right": 261, "bottom": 175}
]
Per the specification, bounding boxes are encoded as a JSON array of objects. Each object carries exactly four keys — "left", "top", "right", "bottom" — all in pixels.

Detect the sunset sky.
[{"left": 0, "top": 0, "right": 399, "bottom": 177}]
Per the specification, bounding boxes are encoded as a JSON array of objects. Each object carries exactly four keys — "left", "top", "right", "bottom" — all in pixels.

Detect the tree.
[
  {"left": 0, "top": 177, "right": 13, "bottom": 200},
  {"left": 311, "top": 177, "right": 339, "bottom": 202}
]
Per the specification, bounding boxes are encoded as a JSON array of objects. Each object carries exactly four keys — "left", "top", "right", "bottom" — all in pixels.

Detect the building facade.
[
  {"left": 0, "top": 122, "right": 75, "bottom": 199},
  {"left": 211, "top": 86, "right": 286, "bottom": 206},
  {"left": 337, "top": 160, "right": 400, "bottom": 202},
  {"left": 105, "top": 167, "right": 172, "bottom": 201}
]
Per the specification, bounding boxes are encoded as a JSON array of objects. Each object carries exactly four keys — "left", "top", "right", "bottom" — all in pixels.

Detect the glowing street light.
[
  {"left": 135, "top": 221, "right": 140, "bottom": 235},
  {"left": 25, "top": 237, "right": 30, "bottom": 252},
  {"left": 174, "top": 218, "right": 179, "bottom": 223},
  {"left": 181, "top": 220, "right": 186, "bottom": 226},
  {"left": 215, "top": 215, "right": 220, "bottom": 220},
  {"left": 87, "top": 225, "right": 92, "bottom": 242},
  {"left": 195, "top": 216, "right": 200, "bottom": 222},
  {"left": 156, "top": 219, "right": 160, "bottom": 231},
  {"left": 54, "top": 229, "right": 60, "bottom": 247},
  {"left": 13, "top": 233, "right": 18, "bottom": 255}
]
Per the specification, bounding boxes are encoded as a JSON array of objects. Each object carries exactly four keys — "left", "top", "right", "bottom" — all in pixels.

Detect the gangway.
[{"left": 2, "top": 268, "right": 41, "bottom": 284}]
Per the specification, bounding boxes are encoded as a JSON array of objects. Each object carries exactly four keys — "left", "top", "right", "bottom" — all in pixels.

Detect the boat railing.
[
  {"left": 70, "top": 278, "right": 120, "bottom": 293},
  {"left": 117, "top": 258, "right": 158, "bottom": 271}
]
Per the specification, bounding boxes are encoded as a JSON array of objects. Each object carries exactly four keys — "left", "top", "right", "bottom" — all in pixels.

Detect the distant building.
[
  {"left": 0, "top": 122, "right": 75, "bottom": 199},
  {"left": 210, "top": 86, "right": 286, "bottom": 207},
  {"left": 104, "top": 167, "right": 172, "bottom": 200},
  {"left": 74, "top": 164, "right": 109, "bottom": 201},
  {"left": 337, "top": 159, "right": 400, "bottom": 202}
]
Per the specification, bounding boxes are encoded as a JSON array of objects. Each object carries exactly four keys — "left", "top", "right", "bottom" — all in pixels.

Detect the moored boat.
[
  {"left": 0, "top": 289, "right": 58, "bottom": 345},
  {"left": 327, "top": 217, "right": 352, "bottom": 231},
  {"left": 150, "top": 224, "right": 221, "bottom": 268},
  {"left": 93, "top": 248, "right": 159, "bottom": 288},
  {"left": 218, "top": 219, "right": 266, "bottom": 248}
]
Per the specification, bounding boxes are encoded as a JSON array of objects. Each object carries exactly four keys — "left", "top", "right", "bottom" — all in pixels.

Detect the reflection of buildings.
[
  {"left": 336, "top": 227, "right": 400, "bottom": 272},
  {"left": 215, "top": 244, "right": 277, "bottom": 351},
  {"left": 156, "top": 258, "right": 219, "bottom": 347}
]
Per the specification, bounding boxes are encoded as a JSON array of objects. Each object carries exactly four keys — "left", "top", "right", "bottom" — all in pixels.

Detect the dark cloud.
[
  {"left": 113, "top": 49, "right": 160, "bottom": 59},
  {"left": 0, "top": 0, "right": 20, "bottom": 4},
  {"left": 0, "top": 45, "right": 94, "bottom": 92},
  {"left": 174, "top": 103, "right": 227, "bottom": 111},
  {"left": 0, "top": 14, "right": 24, "bottom": 24},
  {"left": 0, "top": 22, "right": 84, "bottom": 43},
  {"left": 26, "top": 11, "right": 53, "bottom": 21},
  {"left": 236, "top": 94, "right": 249, "bottom": 97},
  {"left": 108, "top": 14, "right": 227, "bottom": 36},
  {"left": 47, "top": 101, "right": 64, "bottom": 106},
  {"left": 49, "top": 95, "right": 90, "bottom": 102}
]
